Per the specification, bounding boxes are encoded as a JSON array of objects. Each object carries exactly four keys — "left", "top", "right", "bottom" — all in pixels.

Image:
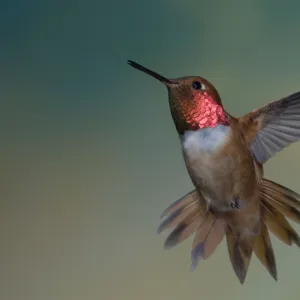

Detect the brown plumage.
[
  {"left": 158, "top": 179, "right": 300, "bottom": 284},
  {"left": 128, "top": 60, "right": 300, "bottom": 284}
]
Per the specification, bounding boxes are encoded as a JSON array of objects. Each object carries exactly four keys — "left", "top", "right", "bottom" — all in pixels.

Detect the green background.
[{"left": 2, "top": 0, "right": 300, "bottom": 299}]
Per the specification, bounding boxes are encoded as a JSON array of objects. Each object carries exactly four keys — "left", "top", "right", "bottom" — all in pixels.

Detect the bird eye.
[{"left": 192, "top": 81, "right": 202, "bottom": 90}]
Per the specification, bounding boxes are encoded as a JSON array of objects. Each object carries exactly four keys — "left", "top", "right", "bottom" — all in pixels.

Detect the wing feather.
[{"left": 240, "top": 91, "right": 300, "bottom": 163}]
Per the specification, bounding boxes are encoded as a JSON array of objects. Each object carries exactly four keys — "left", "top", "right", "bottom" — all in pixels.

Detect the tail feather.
[
  {"left": 262, "top": 178, "right": 300, "bottom": 210},
  {"left": 158, "top": 190, "right": 226, "bottom": 262},
  {"left": 262, "top": 191, "right": 300, "bottom": 224},
  {"left": 160, "top": 190, "right": 199, "bottom": 218},
  {"left": 261, "top": 179, "right": 300, "bottom": 224},
  {"left": 267, "top": 207, "right": 300, "bottom": 247},
  {"left": 257, "top": 178, "right": 300, "bottom": 280},
  {"left": 261, "top": 201, "right": 292, "bottom": 246},
  {"left": 261, "top": 178, "right": 300, "bottom": 245},
  {"left": 163, "top": 209, "right": 205, "bottom": 249},
  {"left": 253, "top": 220, "right": 277, "bottom": 281},
  {"left": 191, "top": 215, "right": 226, "bottom": 269},
  {"left": 157, "top": 201, "right": 199, "bottom": 234},
  {"left": 226, "top": 228, "right": 252, "bottom": 284}
]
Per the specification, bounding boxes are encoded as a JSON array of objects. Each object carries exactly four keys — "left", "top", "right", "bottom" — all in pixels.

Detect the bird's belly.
[
  {"left": 186, "top": 153, "right": 236, "bottom": 210},
  {"left": 181, "top": 125, "right": 255, "bottom": 211}
]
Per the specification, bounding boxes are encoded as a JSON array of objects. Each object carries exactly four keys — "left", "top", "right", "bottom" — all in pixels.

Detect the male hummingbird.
[{"left": 128, "top": 60, "right": 300, "bottom": 284}]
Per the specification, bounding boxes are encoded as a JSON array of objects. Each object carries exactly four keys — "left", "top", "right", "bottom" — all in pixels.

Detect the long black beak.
[{"left": 127, "top": 60, "right": 176, "bottom": 86}]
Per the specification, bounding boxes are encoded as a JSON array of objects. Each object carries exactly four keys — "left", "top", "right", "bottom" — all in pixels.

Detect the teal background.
[{"left": 2, "top": 1, "right": 300, "bottom": 299}]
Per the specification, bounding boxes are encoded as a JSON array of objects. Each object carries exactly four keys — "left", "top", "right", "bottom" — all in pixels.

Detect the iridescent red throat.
[{"left": 184, "top": 92, "right": 228, "bottom": 130}]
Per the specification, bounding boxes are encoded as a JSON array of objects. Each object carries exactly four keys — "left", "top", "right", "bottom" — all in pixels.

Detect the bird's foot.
[{"left": 230, "top": 198, "right": 242, "bottom": 210}]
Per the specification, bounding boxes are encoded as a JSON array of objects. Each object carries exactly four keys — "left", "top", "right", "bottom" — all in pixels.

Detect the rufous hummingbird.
[{"left": 127, "top": 60, "right": 300, "bottom": 284}]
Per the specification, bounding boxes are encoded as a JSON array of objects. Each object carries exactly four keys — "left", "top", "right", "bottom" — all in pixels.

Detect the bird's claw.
[{"left": 231, "top": 198, "right": 241, "bottom": 210}]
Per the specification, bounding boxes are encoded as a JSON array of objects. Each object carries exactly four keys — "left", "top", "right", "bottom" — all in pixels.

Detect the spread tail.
[
  {"left": 158, "top": 180, "right": 300, "bottom": 284},
  {"left": 158, "top": 190, "right": 227, "bottom": 269},
  {"left": 158, "top": 190, "right": 255, "bottom": 284}
]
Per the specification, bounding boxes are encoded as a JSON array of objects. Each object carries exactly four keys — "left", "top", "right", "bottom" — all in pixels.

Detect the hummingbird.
[{"left": 127, "top": 60, "right": 300, "bottom": 284}]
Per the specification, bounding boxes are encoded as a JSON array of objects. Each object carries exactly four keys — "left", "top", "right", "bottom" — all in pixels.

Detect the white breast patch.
[{"left": 182, "top": 125, "right": 230, "bottom": 154}]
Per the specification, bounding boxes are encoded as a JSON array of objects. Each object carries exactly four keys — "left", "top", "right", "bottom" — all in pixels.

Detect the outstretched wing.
[{"left": 239, "top": 91, "right": 300, "bottom": 164}]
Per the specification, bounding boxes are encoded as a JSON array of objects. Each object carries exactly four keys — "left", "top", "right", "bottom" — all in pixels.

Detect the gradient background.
[{"left": 2, "top": 0, "right": 300, "bottom": 299}]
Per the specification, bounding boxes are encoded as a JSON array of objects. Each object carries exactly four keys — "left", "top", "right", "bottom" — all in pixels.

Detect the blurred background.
[{"left": 2, "top": 0, "right": 300, "bottom": 299}]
